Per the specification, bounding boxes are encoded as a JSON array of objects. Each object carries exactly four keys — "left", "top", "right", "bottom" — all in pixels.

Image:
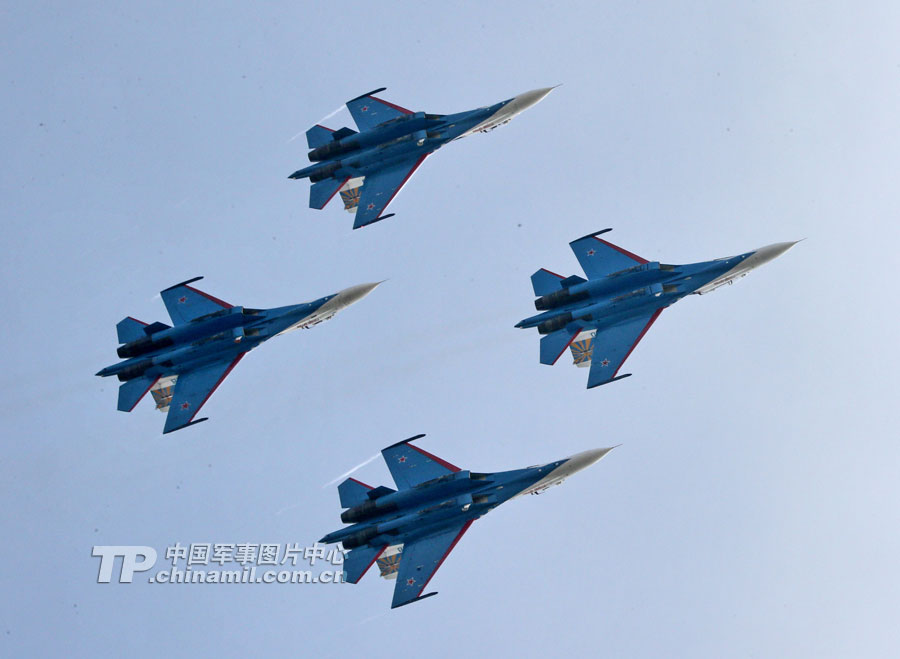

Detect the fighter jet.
[
  {"left": 289, "top": 86, "right": 556, "bottom": 229},
  {"left": 320, "top": 435, "right": 614, "bottom": 608},
  {"left": 96, "top": 277, "right": 380, "bottom": 433},
  {"left": 516, "top": 229, "right": 799, "bottom": 388}
]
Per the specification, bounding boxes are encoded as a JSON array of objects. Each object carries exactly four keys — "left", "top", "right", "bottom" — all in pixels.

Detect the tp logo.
[{"left": 92, "top": 546, "right": 158, "bottom": 583}]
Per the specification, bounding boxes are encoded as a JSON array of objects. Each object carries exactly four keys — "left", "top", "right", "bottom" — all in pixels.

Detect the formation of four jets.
[{"left": 96, "top": 87, "right": 796, "bottom": 608}]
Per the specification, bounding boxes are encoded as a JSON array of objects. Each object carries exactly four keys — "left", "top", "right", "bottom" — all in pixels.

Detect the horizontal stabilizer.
[
  {"left": 117, "top": 376, "right": 158, "bottom": 412},
  {"left": 531, "top": 269, "right": 565, "bottom": 296},
  {"left": 306, "top": 124, "right": 334, "bottom": 149},
  {"left": 310, "top": 177, "right": 350, "bottom": 210},
  {"left": 540, "top": 327, "right": 581, "bottom": 365},
  {"left": 343, "top": 544, "right": 387, "bottom": 584},
  {"left": 116, "top": 317, "right": 147, "bottom": 344},
  {"left": 338, "top": 477, "right": 373, "bottom": 508}
]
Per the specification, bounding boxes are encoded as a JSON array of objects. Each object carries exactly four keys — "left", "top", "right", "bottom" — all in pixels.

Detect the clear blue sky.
[{"left": 2, "top": 1, "right": 898, "bottom": 656}]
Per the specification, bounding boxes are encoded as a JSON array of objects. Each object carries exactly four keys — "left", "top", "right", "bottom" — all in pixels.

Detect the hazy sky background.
[{"left": 2, "top": 1, "right": 898, "bottom": 656}]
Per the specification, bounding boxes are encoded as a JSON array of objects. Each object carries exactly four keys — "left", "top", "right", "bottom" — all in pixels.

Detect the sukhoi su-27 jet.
[
  {"left": 320, "top": 435, "right": 614, "bottom": 608},
  {"left": 96, "top": 278, "right": 380, "bottom": 433},
  {"left": 516, "top": 229, "right": 799, "bottom": 388},
  {"left": 289, "top": 86, "right": 555, "bottom": 229}
]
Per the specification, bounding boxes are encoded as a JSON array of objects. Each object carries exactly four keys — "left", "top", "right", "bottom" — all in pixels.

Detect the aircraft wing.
[
  {"left": 585, "top": 310, "right": 662, "bottom": 388},
  {"left": 161, "top": 277, "right": 232, "bottom": 325},
  {"left": 352, "top": 155, "right": 428, "bottom": 229},
  {"left": 381, "top": 435, "right": 460, "bottom": 490},
  {"left": 162, "top": 355, "right": 244, "bottom": 433},
  {"left": 570, "top": 229, "right": 648, "bottom": 280},
  {"left": 391, "top": 521, "right": 474, "bottom": 608},
  {"left": 346, "top": 88, "right": 413, "bottom": 132}
]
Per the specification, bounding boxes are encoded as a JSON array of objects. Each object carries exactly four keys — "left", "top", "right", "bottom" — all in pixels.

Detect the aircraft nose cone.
[
  {"left": 337, "top": 281, "right": 383, "bottom": 307},
  {"left": 512, "top": 86, "right": 557, "bottom": 111},
  {"left": 565, "top": 446, "right": 617, "bottom": 473},
  {"left": 750, "top": 240, "right": 801, "bottom": 267}
]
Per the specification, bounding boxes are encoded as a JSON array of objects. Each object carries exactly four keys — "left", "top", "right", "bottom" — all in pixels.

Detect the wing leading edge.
[
  {"left": 570, "top": 230, "right": 648, "bottom": 280},
  {"left": 161, "top": 277, "right": 232, "bottom": 326},
  {"left": 162, "top": 355, "right": 244, "bottom": 433},
  {"left": 391, "top": 521, "right": 474, "bottom": 608},
  {"left": 381, "top": 435, "right": 460, "bottom": 490},
  {"left": 346, "top": 88, "right": 413, "bottom": 132},
  {"left": 352, "top": 155, "right": 428, "bottom": 229},
  {"left": 585, "top": 309, "right": 662, "bottom": 388}
]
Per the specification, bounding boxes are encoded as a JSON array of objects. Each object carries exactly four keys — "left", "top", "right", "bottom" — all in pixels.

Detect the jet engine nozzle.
[
  {"left": 534, "top": 288, "right": 588, "bottom": 311},
  {"left": 308, "top": 140, "right": 358, "bottom": 162},
  {"left": 115, "top": 359, "right": 154, "bottom": 382},
  {"left": 341, "top": 527, "right": 380, "bottom": 550},
  {"left": 309, "top": 162, "right": 341, "bottom": 183},
  {"left": 537, "top": 313, "right": 573, "bottom": 335},
  {"left": 117, "top": 335, "right": 174, "bottom": 359}
]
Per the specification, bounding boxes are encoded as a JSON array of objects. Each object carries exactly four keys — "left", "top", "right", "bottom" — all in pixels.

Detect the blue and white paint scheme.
[
  {"left": 289, "top": 87, "right": 556, "bottom": 229},
  {"left": 320, "top": 435, "right": 614, "bottom": 609},
  {"left": 517, "top": 230, "right": 798, "bottom": 388},
  {"left": 96, "top": 278, "right": 380, "bottom": 433}
]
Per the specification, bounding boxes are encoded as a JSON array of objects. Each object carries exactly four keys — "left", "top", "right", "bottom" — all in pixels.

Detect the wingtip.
[
  {"left": 161, "top": 276, "right": 204, "bottom": 292},
  {"left": 384, "top": 433, "right": 427, "bottom": 450},
  {"left": 348, "top": 87, "right": 387, "bottom": 103},
  {"left": 570, "top": 228, "right": 613, "bottom": 244}
]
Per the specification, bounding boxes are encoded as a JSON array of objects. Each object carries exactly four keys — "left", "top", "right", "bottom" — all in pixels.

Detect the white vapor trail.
[
  {"left": 322, "top": 453, "right": 380, "bottom": 488},
  {"left": 286, "top": 104, "right": 346, "bottom": 143}
]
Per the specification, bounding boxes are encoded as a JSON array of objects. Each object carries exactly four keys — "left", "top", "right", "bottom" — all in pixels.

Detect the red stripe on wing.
[
  {"left": 370, "top": 96, "right": 413, "bottom": 115},
  {"left": 184, "top": 285, "right": 232, "bottom": 309},
  {"left": 416, "top": 520, "right": 475, "bottom": 597},
  {"left": 348, "top": 544, "right": 388, "bottom": 584},
  {"left": 320, "top": 176, "right": 350, "bottom": 210},
  {"left": 550, "top": 330, "right": 580, "bottom": 366},
  {"left": 349, "top": 477, "right": 373, "bottom": 490},
  {"left": 187, "top": 354, "right": 245, "bottom": 423},
  {"left": 408, "top": 443, "right": 460, "bottom": 473},
  {"left": 127, "top": 376, "right": 160, "bottom": 412},
  {"left": 595, "top": 238, "right": 648, "bottom": 264},
  {"left": 380, "top": 154, "right": 428, "bottom": 215},
  {"left": 612, "top": 309, "right": 663, "bottom": 378}
]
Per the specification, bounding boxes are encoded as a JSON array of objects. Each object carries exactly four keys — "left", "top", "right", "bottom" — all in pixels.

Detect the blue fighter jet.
[
  {"left": 96, "top": 278, "right": 381, "bottom": 433},
  {"left": 289, "top": 86, "right": 555, "bottom": 229},
  {"left": 516, "top": 230, "right": 799, "bottom": 389},
  {"left": 320, "top": 435, "right": 614, "bottom": 609}
]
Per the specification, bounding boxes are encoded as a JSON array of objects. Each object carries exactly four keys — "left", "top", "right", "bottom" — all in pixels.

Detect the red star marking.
[
  {"left": 406, "top": 578, "right": 416, "bottom": 586},
  {"left": 178, "top": 296, "right": 187, "bottom": 303},
  {"left": 367, "top": 203, "right": 376, "bottom": 210},
  {"left": 600, "top": 359, "right": 610, "bottom": 367},
  {"left": 587, "top": 249, "right": 596, "bottom": 256},
  {"left": 397, "top": 456, "right": 407, "bottom": 463},
  {"left": 180, "top": 401, "right": 191, "bottom": 410},
  {"left": 361, "top": 105, "right": 369, "bottom": 112}
]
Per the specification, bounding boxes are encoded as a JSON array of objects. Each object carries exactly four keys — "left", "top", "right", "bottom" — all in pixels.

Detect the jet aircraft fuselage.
[
  {"left": 96, "top": 279, "right": 380, "bottom": 433},
  {"left": 320, "top": 436, "right": 612, "bottom": 608},
  {"left": 290, "top": 87, "right": 555, "bottom": 228}
]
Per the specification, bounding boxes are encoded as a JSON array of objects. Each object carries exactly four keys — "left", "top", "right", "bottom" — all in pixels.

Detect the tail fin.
[
  {"left": 339, "top": 477, "right": 373, "bottom": 508},
  {"left": 117, "top": 376, "right": 159, "bottom": 412},
  {"left": 310, "top": 177, "right": 350, "bottom": 209},
  {"left": 117, "top": 317, "right": 147, "bottom": 344},
  {"left": 540, "top": 327, "right": 581, "bottom": 365},
  {"left": 306, "top": 124, "right": 334, "bottom": 149},
  {"left": 531, "top": 269, "right": 565, "bottom": 296},
  {"left": 343, "top": 545, "right": 387, "bottom": 584}
]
